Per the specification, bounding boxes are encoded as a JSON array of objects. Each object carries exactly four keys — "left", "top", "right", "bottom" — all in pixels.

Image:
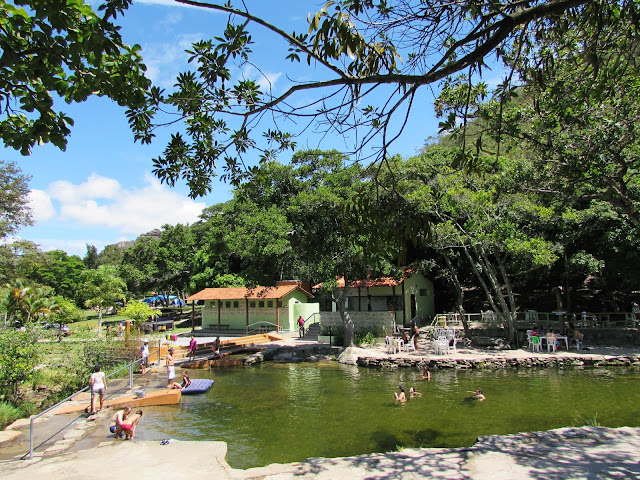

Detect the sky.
[{"left": 5, "top": 0, "right": 501, "bottom": 258}]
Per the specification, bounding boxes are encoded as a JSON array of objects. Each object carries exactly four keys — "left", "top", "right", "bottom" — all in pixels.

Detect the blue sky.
[{"left": 7, "top": 0, "right": 493, "bottom": 257}]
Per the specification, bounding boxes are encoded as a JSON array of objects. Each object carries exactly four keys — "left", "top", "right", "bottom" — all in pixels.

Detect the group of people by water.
[{"left": 530, "top": 322, "right": 584, "bottom": 350}]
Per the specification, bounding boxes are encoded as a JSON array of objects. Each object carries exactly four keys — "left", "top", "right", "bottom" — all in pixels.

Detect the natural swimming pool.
[{"left": 134, "top": 363, "right": 640, "bottom": 469}]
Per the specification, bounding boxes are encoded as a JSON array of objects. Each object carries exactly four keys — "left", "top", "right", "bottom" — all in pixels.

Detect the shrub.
[
  {"left": 355, "top": 331, "right": 376, "bottom": 345},
  {"left": 0, "top": 329, "right": 39, "bottom": 403},
  {"left": 0, "top": 401, "right": 22, "bottom": 429}
]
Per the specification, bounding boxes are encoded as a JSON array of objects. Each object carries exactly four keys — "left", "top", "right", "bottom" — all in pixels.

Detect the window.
[
  {"left": 277, "top": 300, "right": 283, "bottom": 307},
  {"left": 250, "top": 301, "right": 256, "bottom": 308},
  {"left": 225, "top": 301, "right": 231, "bottom": 308},
  {"left": 233, "top": 301, "right": 239, "bottom": 308},
  {"left": 258, "top": 301, "right": 264, "bottom": 308},
  {"left": 267, "top": 300, "right": 273, "bottom": 308},
  {"left": 219, "top": 301, "right": 223, "bottom": 309},
  {"left": 420, "top": 289, "right": 427, "bottom": 297}
]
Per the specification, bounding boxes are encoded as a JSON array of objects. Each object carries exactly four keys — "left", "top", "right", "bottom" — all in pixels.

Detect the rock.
[{"left": 0, "top": 430, "right": 22, "bottom": 444}]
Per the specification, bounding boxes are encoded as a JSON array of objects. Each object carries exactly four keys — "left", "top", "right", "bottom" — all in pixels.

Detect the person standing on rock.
[
  {"left": 89, "top": 365, "right": 107, "bottom": 415},
  {"left": 166, "top": 347, "right": 175, "bottom": 387},
  {"left": 140, "top": 339, "right": 149, "bottom": 375},
  {"left": 188, "top": 336, "right": 197, "bottom": 361}
]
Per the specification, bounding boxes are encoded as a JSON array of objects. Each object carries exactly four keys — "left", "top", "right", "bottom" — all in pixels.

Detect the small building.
[
  {"left": 186, "top": 281, "right": 317, "bottom": 332},
  {"left": 315, "top": 272, "right": 434, "bottom": 328}
]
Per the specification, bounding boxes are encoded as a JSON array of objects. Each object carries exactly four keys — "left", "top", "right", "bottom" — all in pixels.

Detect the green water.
[{"left": 136, "top": 363, "right": 640, "bottom": 469}]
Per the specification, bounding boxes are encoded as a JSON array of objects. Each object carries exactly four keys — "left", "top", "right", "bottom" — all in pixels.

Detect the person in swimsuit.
[
  {"left": 409, "top": 387, "right": 422, "bottom": 398},
  {"left": 468, "top": 389, "right": 486, "bottom": 401},
  {"left": 394, "top": 385, "right": 406, "bottom": 403},
  {"left": 89, "top": 365, "right": 107, "bottom": 414},
  {"left": 181, "top": 370, "right": 191, "bottom": 388},
  {"left": 166, "top": 347, "right": 175, "bottom": 387},
  {"left": 110, "top": 406, "right": 131, "bottom": 438},
  {"left": 121, "top": 410, "right": 143, "bottom": 440}
]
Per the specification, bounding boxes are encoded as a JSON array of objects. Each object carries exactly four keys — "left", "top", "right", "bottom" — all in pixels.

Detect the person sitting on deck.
[
  {"left": 181, "top": 370, "right": 191, "bottom": 389},
  {"left": 546, "top": 329, "right": 559, "bottom": 351}
]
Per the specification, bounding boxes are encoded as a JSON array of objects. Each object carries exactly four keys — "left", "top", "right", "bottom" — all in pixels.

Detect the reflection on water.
[{"left": 135, "top": 363, "right": 639, "bottom": 469}]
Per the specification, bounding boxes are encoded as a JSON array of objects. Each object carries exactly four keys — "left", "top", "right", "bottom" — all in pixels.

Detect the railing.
[
  {"left": 246, "top": 321, "right": 283, "bottom": 334},
  {"left": 27, "top": 348, "right": 161, "bottom": 459},
  {"left": 303, "top": 312, "right": 321, "bottom": 330},
  {"left": 430, "top": 311, "right": 639, "bottom": 329}
]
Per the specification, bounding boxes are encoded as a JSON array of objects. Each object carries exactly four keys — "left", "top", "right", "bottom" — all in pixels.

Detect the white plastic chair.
[
  {"left": 526, "top": 330, "right": 534, "bottom": 350},
  {"left": 405, "top": 335, "right": 416, "bottom": 352},
  {"left": 435, "top": 336, "right": 449, "bottom": 355},
  {"left": 385, "top": 335, "right": 394, "bottom": 353},
  {"left": 445, "top": 328, "right": 457, "bottom": 353},
  {"left": 393, "top": 338, "right": 404, "bottom": 354},
  {"left": 574, "top": 334, "right": 583, "bottom": 350},
  {"left": 546, "top": 336, "right": 558, "bottom": 353}
]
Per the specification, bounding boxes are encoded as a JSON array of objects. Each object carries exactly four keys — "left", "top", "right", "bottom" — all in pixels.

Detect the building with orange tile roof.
[
  {"left": 313, "top": 272, "right": 434, "bottom": 327},
  {"left": 186, "top": 281, "right": 317, "bottom": 332}
]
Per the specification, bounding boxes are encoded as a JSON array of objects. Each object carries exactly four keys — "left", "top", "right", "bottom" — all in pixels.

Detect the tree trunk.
[
  {"left": 97, "top": 307, "right": 103, "bottom": 338},
  {"left": 442, "top": 253, "right": 471, "bottom": 338},
  {"left": 333, "top": 286, "right": 354, "bottom": 347}
]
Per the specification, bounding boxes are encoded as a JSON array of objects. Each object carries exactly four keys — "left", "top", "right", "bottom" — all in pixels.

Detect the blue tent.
[{"left": 142, "top": 295, "right": 185, "bottom": 306}]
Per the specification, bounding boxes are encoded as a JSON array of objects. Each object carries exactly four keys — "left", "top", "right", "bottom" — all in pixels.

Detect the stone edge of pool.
[{"left": 1, "top": 426, "right": 639, "bottom": 479}]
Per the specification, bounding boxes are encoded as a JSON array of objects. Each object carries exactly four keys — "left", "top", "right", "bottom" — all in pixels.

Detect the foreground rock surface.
[{"left": 1, "top": 426, "right": 638, "bottom": 480}]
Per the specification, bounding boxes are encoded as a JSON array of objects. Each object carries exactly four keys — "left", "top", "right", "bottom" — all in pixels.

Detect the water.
[{"left": 134, "top": 363, "right": 640, "bottom": 469}]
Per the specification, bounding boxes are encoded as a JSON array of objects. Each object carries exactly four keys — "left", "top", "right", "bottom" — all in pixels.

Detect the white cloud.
[
  {"left": 49, "top": 174, "right": 120, "bottom": 204},
  {"left": 50, "top": 173, "right": 205, "bottom": 235},
  {"left": 143, "top": 33, "right": 203, "bottom": 89},
  {"left": 28, "top": 189, "right": 56, "bottom": 222}
]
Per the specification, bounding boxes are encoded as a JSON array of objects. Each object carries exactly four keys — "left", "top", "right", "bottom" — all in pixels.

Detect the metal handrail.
[
  {"left": 302, "top": 312, "right": 321, "bottom": 329},
  {"left": 246, "top": 321, "right": 282, "bottom": 334},
  {"left": 28, "top": 347, "right": 161, "bottom": 459}
]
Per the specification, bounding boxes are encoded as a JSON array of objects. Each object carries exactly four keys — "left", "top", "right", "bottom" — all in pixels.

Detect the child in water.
[
  {"left": 409, "top": 387, "right": 422, "bottom": 398},
  {"left": 394, "top": 385, "right": 406, "bottom": 403},
  {"left": 468, "top": 389, "right": 486, "bottom": 401}
]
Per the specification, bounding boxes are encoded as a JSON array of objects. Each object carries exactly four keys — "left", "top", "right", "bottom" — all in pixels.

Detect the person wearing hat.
[
  {"left": 166, "top": 347, "right": 175, "bottom": 387},
  {"left": 140, "top": 339, "right": 149, "bottom": 375}
]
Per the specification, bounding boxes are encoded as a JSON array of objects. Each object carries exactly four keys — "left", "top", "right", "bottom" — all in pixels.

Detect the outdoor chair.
[
  {"left": 546, "top": 337, "right": 558, "bottom": 353},
  {"left": 405, "top": 335, "right": 416, "bottom": 352},
  {"left": 526, "top": 330, "right": 534, "bottom": 350},
  {"left": 445, "top": 328, "right": 457, "bottom": 353},
  {"left": 530, "top": 336, "right": 542, "bottom": 353},
  {"left": 435, "top": 336, "right": 449, "bottom": 355},
  {"left": 385, "top": 335, "right": 394, "bottom": 354},
  {"left": 574, "top": 334, "right": 584, "bottom": 351}
]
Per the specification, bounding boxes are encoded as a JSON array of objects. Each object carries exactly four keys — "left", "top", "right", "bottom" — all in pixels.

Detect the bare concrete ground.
[{"left": 1, "top": 426, "right": 638, "bottom": 480}]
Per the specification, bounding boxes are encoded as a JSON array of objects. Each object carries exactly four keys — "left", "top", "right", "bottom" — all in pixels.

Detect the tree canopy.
[
  {"left": 0, "top": 0, "right": 150, "bottom": 154},
  {"left": 0, "top": 160, "right": 32, "bottom": 237},
  {"left": 125, "top": 0, "right": 633, "bottom": 198}
]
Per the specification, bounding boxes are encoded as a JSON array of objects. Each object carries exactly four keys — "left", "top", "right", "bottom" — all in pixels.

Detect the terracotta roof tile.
[
  {"left": 186, "top": 285, "right": 313, "bottom": 302},
  {"left": 313, "top": 275, "right": 406, "bottom": 290}
]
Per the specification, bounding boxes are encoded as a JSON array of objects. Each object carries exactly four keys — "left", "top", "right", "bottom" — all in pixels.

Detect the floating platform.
[
  {"left": 53, "top": 389, "right": 181, "bottom": 415},
  {"left": 181, "top": 379, "right": 214, "bottom": 395}
]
